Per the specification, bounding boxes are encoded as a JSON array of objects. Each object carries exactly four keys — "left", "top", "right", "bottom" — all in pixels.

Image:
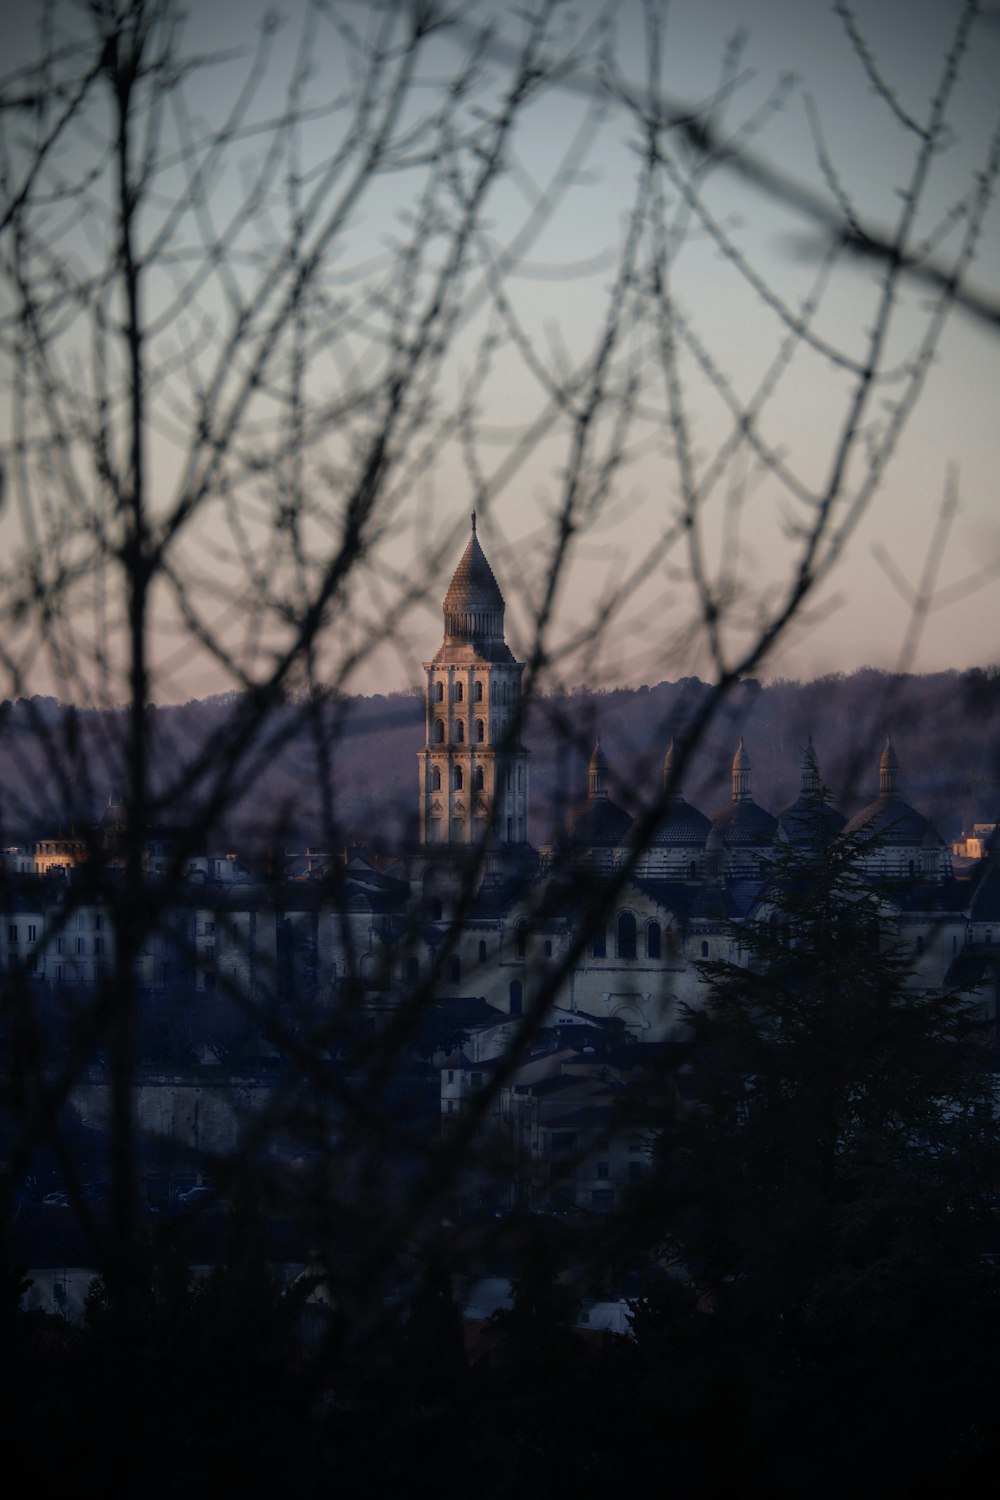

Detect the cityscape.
[{"left": 2, "top": 0, "right": 1000, "bottom": 1493}]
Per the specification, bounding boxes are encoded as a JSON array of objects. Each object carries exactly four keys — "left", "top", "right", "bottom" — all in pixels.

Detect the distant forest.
[{"left": 2, "top": 666, "right": 998, "bottom": 853}]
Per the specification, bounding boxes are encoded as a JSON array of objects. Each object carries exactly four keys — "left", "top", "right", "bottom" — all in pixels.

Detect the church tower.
[{"left": 419, "top": 515, "right": 529, "bottom": 847}]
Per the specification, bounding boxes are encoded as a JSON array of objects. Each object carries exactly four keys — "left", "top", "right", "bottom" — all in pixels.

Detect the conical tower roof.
[
  {"left": 442, "top": 513, "right": 504, "bottom": 634},
  {"left": 433, "top": 513, "right": 514, "bottom": 663}
]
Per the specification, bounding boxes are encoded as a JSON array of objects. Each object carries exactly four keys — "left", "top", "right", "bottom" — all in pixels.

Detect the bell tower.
[{"left": 419, "top": 515, "right": 529, "bottom": 847}]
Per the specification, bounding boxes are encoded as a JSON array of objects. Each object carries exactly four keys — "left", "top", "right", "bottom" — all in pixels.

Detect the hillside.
[{"left": 1, "top": 667, "right": 997, "bottom": 852}]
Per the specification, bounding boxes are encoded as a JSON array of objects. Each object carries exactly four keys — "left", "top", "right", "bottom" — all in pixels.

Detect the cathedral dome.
[
  {"left": 634, "top": 736, "right": 711, "bottom": 846},
  {"left": 562, "top": 738, "right": 633, "bottom": 848},
  {"left": 711, "top": 737, "right": 777, "bottom": 846},
  {"left": 841, "top": 738, "right": 938, "bottom": 847},
  {"left": 711, "top": 798, "right": 778, "bottom": 845},
  {"left": 442, "top": 513, "right": 505, "bottom": 643},
  {"left": 776, "top": 739, "right": 846, "bottom": 844}
]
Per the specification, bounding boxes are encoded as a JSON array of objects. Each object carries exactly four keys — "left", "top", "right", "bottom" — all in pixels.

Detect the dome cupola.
[{"left": 442, "top": 512, "right": 506, "bottom": 646}]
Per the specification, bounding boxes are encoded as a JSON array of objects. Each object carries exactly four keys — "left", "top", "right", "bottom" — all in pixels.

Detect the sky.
[{"left": 2, "top": 0, "right": 998, "bottom": 703}]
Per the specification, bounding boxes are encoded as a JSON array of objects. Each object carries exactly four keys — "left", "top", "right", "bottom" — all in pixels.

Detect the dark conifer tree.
[{"left": 634, "top": 814, "right": 1000, "bottom": 1492}]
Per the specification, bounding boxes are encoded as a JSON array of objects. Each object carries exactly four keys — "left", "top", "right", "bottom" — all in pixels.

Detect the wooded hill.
[{"left": 1, "top": 666, "right": 997, "bottom": 854}]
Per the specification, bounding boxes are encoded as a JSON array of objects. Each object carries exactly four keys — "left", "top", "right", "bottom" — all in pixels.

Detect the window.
[
  {"left": 454, "top": 767, "right": 464, "bottom": 791},
  {"left": 57, "top": 937, "right": 65, "bottom": 955},
  {"left": 476, "top": 718, "right": 485, "bottom": 742},
  {"left": 447, "top": 953, "right": 461, "bottom": 983},
  {"left": 447, "top": 1070, "right": 454, "bottom": 1084},
  {"left": 94, "top": 937, "right": 104, "bottom": 956},
  {"left": 470, "top": 1072, "right": 483, "bottom": 1087},
  {"left": 596, "top": 1160, "right": 609, "bottom": 1179},
  {"left": 456, "top": 721, "right": 465, "bottom": 743},
  {"left": 435, "top": 681, "right": 444, "bottom": 702},
  {"left": 434, "top": 719, "right": 444, "bottom": 743},
  {"left": 27, "top": 924, "right": 37, "bottom": 943},
  {"left": 7, "top": 925, "right": 16, "bottom": 943},
  {"left": 701, "top": 940, "right": 709, "bottom": 958},
  {"left": 475, "top": 680, "right": 484, "bottom": 702},
  {"left": 509, "top": 980, "right": 523, "bottom": 1016},
  {"left": 516, "top": 923, "right": 527, "bottom": 959},
  {"left": 474, "top": 767, "right": 485, "bottom": 791},
  {"left": 478, "top": 940, "right": 487, "bottom": 962},
  {"left": 592, "top": 929, "right": 606, "bottom": 958},
  {"left": 544, "top": 939, "right": 552, "bottom": 958},
  {"left": 455, "top": 681, "right": 464, "bottom": 702},
  {"left": 77, "top": 937, "right": 85, "bottom": 955},
  {"left": 689, "top": 860, "right": 697, "bottom": 880},
  {"left": 431, "top": 766, "right": 441, "bottom": 791},
  {"left": 617, "top": 912, "right": 637, "bottom": 960},
  {"left": 647, "top": 922, "right": 661, "bottom": 959}
]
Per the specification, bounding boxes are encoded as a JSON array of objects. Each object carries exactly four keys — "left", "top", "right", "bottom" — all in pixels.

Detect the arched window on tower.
[
  {"left": 474, "top": 767, "right": 485, "bottom": 791},
  {"left": 456, "top": 721, "right": 465, "bottom": 743},
  {"left": 475, "top": 680, "right": 484, "bottom": 702},
  {"left": 455, "top": 681, "right": 464, "bottom": 702},
  {"left": 516, "top": 922, "right": 527, "bottom": 959},
  {"left": 476, "top": 719, "right": 485, "bottom": 743},
  {"left": 617, "top": 912, "right": 637, "bottom": 960},
  {"left": 435, "top": 681, "right": 444, "bottom": 702},
  {"left": 431, "top": 767, "right": 441, "bottom": 791},
  {"left": 647, "top": 922, "right": 661, "bottom": 960},
  {"left": 454, "top": 767, "right": 463, "bottom": 791},
  {"left": 478, "top": 939, "right": 487, "bottom": 962},
  {"left": 490, "top": 680, "right": 498, "bottom": 703},
  {"left": 434, "top": 720, "right": 444, "bottom": 744}
]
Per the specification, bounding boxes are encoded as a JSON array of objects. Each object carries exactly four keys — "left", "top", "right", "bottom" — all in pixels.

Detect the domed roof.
[
  {"left": 433, "top": 514, "right": 515, "bottom": 664},
  {"left": 841, "top": 796, "right": 933, "bottom": 846},
  {"left": 776, "top": 740, "right": 846, "bottom": 843},
  {"left": 644, "top": 800, "right": 712, "bottom": 847},
  {"left": 841, "top": 738, "right": 939, "bottom": 847},
  {"left": 561, "top": 737, "right": 633, "bottom": 848},
  {"left": 565, "top": 797, "right": 634, "bottom": 847},
  {"left": 711, "top": 798, "right": 778, "bottom": 845},
  {"left": 442, "top": 513, "right": 505, "bottom": 636},
  {"left": 711, "top": 736, "right": 777, "bottom": 845}
]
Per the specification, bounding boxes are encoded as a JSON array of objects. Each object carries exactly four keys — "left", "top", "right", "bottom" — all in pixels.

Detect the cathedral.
[
  {"left": 0, "top": 517, "right": 996, "bottom": 1054},
  {"left": 406, "top": 517, "right": 998, "bottom": 1046}
]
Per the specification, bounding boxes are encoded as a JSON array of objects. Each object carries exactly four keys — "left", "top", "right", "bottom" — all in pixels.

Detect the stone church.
[{"left": 402, "top": 516, "right": 996, "bottom": 1046}]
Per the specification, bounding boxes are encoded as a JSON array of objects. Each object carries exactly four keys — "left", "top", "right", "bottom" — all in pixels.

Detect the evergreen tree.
[{"left": 639, "top": 817, "right": 1000, "bottom": 1491}]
